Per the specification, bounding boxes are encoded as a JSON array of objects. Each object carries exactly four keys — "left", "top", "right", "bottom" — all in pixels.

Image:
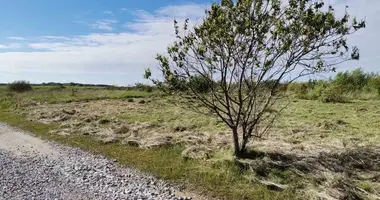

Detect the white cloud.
[
  {"left": 0, "top": 1, "right": 378, "bottom": 85},
  {"left": 155, "top": 4, "right": 207, "bottom": 19},
  {"left": 7, "top": 37, "right": 26, "bottom": 41},
  {"left": 0, "top": 43, "right": 22, "bottom": 49},
  {"left": 103, "top": 10, "right": 113, "bottom": 15},
  {"left": 0, "top": 4, "right": 204, "bottom": 84},
  {"left": 89, "top": 19, "right": 118, "bottom": 31},
  {"left": 40, "top": 36, "right": 71, "bottom": 41}
]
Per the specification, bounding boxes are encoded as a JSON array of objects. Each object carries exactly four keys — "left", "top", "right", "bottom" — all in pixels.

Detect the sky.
[{"left": 0, "top": 0, "right": 378, "bottom": 86}]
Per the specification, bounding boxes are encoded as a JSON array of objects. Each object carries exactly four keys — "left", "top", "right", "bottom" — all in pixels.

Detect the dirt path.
[
  {"left": 0, "top": 123, "right": 200, "bottom": 200},
  {"left": 0, "top": 124, "right": 60, "bottom": 157}
]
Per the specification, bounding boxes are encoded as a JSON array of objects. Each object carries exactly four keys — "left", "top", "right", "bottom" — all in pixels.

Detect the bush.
[
  {"left": 287, "top": 83, "right": 309, "bottom": 99},
  {"left": 367, "top": 76, "right": 380, "bottom": 96},
  {"left": 288, "top": 80, "right": 328, "bottom": 100},
  {"left": 333, "top": 68, "right": 370, "bottom": 92},
  {"left": 7, "top": 81, "right": 32, "bottom": 93},
  {"left": 320, "top": 85, "right": 347, "bottom": 103},
  {"left": 289, "top": 68, "right": 380, "bottom": 101},
  {"left": 307, "top": 81, "right": 329, "bottom": 100}
]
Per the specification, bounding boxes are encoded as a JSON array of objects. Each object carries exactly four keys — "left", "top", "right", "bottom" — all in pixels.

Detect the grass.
[
  {"left": 0, "top": 86, "right": 152, "bottom": 105},
  {"left": 0, "top": 110, "right": 297, "bottom": 200},
  {"left": 0, "top": 87, "right": 297, "bottom": 200},
  {"left": 116, "top": 96, "right": 380, "bottom": 149},
  {"left": 119, "top": 97, "right": 228, "bottom": 132},
  {"left": 275, "top": 99, "right": 380, "bottom": 147},
  {"left": 359, "top": 182, "right": 375, "bottom": 193},
  {"left": 1, "top": 86, "right": 380, "bottom": 199}
]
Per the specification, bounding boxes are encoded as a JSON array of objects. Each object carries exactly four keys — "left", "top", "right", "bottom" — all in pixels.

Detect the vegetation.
[
  {"left": 145, "top": 0, "right": 365, "bottom": 157},
  {"left": 0, "top": 86, "right": 151, "bottom": 106},
  {"left": 6, "top": 80, "right": 33, "bottom": 107},
  {"left": 7, "top": 80, "right": 32, "bottom": 93},
  {"left": 1, "top": 72, "right": 380, "bottom": 199},
  {"left": 0, "top": 87, "right": 298, "bottom": 200},
  {"left": 288, "top": 68, "right": 380, "bottom": 102},
  {"left": 134, "top": 83, "right": 155, "bottom": 93}
]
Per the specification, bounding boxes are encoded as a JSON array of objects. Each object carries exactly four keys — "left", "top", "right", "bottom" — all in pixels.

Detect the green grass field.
[{"left": 0, "top": 86, "right": 379, "bottom": 199}]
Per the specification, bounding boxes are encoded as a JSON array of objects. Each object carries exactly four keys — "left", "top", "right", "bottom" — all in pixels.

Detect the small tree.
[{"left": 145, "top": 0, "right": 365, "bottom": 158}]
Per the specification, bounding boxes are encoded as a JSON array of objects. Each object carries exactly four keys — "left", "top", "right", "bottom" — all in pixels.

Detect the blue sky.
[
  {"left": 0, "top": 0, "right": 207, "bottom": 37},
  {"left": 0, "top": 0, "right": 377, "bottom": 85}
]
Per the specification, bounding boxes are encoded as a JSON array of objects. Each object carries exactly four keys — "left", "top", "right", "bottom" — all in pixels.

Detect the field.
[{"left": 0, "top": 85, "right": 379, "bottom": 200}]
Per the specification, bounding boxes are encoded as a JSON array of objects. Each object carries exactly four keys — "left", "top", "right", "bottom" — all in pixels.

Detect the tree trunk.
[
  {"left": 240, "top": 127, "right": 254, "bottom": 158},
  {"left": 240, "top": 125, "right": 248, "bottom": 156},
  {"left": 240, "top": 137, "right": 248, "bottom": 156},
  {"left": 232, "top": 128, "right": 241, "bottom": 158}
]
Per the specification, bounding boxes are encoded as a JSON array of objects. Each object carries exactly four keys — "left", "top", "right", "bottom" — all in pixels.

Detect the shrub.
[
  {"left": 288, "top": 80, "right": 328, "bottom": 100},
  {"left": 7, "top": 80, "right": 32, "bottom": 93},
  {"left": 320, "top": 85, "right": 347, "bottom": 103},
  {"left": 307, "top": 81, "right": 329, "bottom": 100},
  {"left": 289, "top": 68, "right": 380, "bottom": 101},
  {"left": 333, "top": 68, "right": 370, "bottom": 92},
  {"left": 367, "top": 76, "right": 380, "bottom": 96},
  {"left": 287, "top": 83, "right": 309, "bottom": 99}
]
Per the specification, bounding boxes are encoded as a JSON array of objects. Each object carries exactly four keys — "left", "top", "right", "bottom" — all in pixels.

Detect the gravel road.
[{"left": 0, "top": 123, "right": 192, "bottom": 200}]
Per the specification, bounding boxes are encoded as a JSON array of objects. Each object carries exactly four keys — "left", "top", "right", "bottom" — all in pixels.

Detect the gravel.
[{"left": 0, "top": 124, "right": 192, "bottom": 200}]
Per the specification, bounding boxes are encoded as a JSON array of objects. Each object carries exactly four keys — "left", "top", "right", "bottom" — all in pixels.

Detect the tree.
[{"left": 144, "top": 0, "right": 365, "bottom": 158}]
